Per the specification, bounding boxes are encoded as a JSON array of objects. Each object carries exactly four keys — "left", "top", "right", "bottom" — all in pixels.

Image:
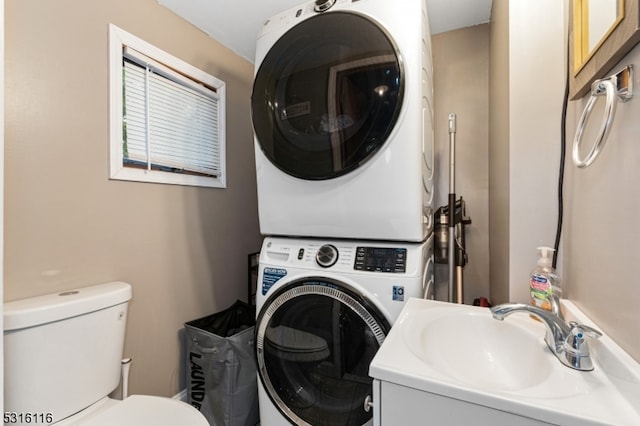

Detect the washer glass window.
[
  {"left": 252, "top": 12, "right": 404, "bottom": 180},
  {"left": 256, "top": 279, "right": 390, "bottom": 426}
]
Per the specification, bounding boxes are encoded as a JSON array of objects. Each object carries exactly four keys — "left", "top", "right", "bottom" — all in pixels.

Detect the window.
[{"left": 109, "top": 24, "right": 226, "bottom": 187}]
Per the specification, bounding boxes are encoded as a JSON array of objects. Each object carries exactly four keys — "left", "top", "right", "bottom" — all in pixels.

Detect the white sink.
[
  {"left": 404, "top": 308, "right": 553, "bottom": 391},
  {"left": 370, "top": 298, "right": 640, "bottom": 425}
]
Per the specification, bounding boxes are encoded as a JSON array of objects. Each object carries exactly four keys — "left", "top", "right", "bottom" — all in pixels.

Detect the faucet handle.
[
  {"left": 564, "top": 321, "right": 602, "bottom": 356},
  {"left": 568, "top": 321, "right": 602, "bottom": 338}
]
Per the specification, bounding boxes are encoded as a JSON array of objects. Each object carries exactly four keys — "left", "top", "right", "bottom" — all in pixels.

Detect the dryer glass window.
[
  {"left": 255, "top": 280, "right": 390, "bottom": 426},
  {"left": 252, "top": 12, "right": 404, "bottom": 180}
]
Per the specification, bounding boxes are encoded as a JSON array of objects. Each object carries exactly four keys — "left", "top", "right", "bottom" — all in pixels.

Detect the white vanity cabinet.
[{"left": 373, "top": 379, "right": 554, "bottom": 426}]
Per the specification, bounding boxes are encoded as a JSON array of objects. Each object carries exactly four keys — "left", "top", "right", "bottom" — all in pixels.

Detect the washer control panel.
[{"left": 354, "top": 247, "right": 407, "bottom": 273}]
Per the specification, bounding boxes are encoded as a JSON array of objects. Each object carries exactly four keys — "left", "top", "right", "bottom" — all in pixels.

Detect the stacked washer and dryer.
[{"left": 250, "top": 0, "right": 435, "bottom": 424}]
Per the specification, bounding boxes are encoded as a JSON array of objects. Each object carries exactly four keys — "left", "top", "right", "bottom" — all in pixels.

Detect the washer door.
[
  {"left": 252, "top": 11, "right": 404, "bottom": 180},
  {"left": 256, "top": 278, "right": 390, "bottom": 426}
]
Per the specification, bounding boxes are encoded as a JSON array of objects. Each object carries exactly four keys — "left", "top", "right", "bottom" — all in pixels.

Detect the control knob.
[
  {"left": 316, "top": 244, "right": 339, "bottom": 268},
  {"left": 314, "top": 0, "right": 337, "bottom": 12}
]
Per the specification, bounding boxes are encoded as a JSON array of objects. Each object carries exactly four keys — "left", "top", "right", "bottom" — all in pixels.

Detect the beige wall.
[
  {"left": 489, "top": 0, "right": 640, "bottom": 363},
  {"left": 432, "top": 25, "right": 490, "bottom": 304},
  {"left": 488, "top": 0, "right": 510, "bottom": 305},
  {"left": 565, "top": 43, "right": 640, "bottom": 363},
  {"left": 4, "top": 0, "right": 262, "bottom": 396}
]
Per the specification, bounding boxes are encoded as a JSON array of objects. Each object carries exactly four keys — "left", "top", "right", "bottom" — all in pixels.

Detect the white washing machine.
[
  {"left": 251, "top": 0, "right": 434, "bottom": 242},
  {"left": 254, "top": 235, "right": 434, "bottom": 426}
]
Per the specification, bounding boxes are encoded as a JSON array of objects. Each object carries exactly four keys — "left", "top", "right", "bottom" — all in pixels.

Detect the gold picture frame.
[{"left": 570, "top": 0, "right": 640, "bottom": 99}]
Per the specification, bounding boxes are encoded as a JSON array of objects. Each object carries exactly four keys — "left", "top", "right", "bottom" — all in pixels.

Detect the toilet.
[{"left": 3, "top": 281, "right": 208, "bottom": 425}]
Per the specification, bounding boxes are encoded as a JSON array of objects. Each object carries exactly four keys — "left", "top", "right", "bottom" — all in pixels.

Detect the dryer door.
[
  {"left": 252, "top": 11, "right": 404, "bottom": 180},
  {"left": 255, "top": 278, "right": 390, "bottom": 426}
]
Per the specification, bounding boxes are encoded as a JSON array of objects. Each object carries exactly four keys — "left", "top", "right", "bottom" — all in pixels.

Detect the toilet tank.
[{"left": 4, "top": 281, "right": 132, "bottom": 424}]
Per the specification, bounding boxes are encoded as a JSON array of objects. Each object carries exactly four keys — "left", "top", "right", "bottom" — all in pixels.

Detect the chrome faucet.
[
  {"left": 547, "top": 294, "right": 564, "bottom": 320},
  {"left": 490, "top": 297, "right": 602, "bottom": 371}
]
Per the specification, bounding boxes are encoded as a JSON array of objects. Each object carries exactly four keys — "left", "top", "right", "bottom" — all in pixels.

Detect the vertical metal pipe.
[
  {"left": 448, "top": 113, "right": 456, "bottom": 303},
  {"left": 121, "top": 358, "right": 132, "bottom": 400},
  {"left": 448, "top": 114, "right": 456, "bottom": 193},
  {"left": 456, "top": 266, "right": 464, "bottom": 304},
  {"left": 456, "top": 220, "right": 465, "bottom": 304}
]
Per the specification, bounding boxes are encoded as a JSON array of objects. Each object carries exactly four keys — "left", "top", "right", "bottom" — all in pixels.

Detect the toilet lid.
[{"left": 79, "top": 395, "right": 208, "bottom": 426}]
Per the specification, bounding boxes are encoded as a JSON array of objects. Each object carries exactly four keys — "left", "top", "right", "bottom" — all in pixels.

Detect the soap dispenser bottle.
[{"left": 529, "top": 246, "right": 562, "bottom": 313}]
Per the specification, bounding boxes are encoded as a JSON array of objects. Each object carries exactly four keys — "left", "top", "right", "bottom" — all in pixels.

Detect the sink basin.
[
  {"left": 370, "top": 298, "right": 640, "bottom": 425},
  {"left": 403, "top": 308, "right": 553, "bottom": 391}
]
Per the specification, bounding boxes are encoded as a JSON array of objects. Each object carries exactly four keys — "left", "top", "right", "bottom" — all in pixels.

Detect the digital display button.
[{"left": 354, "top": 247, "right": 407, "bottom": 273}]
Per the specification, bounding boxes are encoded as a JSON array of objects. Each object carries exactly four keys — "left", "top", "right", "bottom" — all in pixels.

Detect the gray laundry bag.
[{"left": 185, "top": 300, "right": 259, "bottom": 426}]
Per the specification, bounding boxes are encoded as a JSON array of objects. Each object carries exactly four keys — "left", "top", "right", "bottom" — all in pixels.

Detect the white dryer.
[
  {"left": 254, "top": 235, "right": 434, "bottom": 425},
  {"left": 251, "top": 0, "right": 434, "bottom": 242}
]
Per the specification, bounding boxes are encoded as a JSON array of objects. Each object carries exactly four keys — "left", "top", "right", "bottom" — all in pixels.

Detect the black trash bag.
[{"left": 185, "top": 300, "right": 259, "bottom": 426}]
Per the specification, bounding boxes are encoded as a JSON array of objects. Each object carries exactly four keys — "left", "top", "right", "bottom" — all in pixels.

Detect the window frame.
[{"left": 108, "top": 24, "right": 226, "bottom": 188}]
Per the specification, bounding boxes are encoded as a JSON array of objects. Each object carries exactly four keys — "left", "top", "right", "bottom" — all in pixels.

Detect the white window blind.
[
  {"left": 123, "top": 48, "right": 221, "bottom": 177},
  {"left": 109, "top": 24, "right": 226, "bottom": 188}
]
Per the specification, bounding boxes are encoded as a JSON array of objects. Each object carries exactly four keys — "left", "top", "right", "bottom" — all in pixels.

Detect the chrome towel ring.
[{"left": 572, "top": 65, "right": 633, "bottom": 168}]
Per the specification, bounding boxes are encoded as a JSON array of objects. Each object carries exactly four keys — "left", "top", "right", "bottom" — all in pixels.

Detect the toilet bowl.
[{"left": 3, "top": 281, "right": 208, "bottom": 425}]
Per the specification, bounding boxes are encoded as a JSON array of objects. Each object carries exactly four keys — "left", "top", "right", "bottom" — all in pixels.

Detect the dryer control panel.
[{"left": 354, "top": 247, "right": 407, "bottom": 273}]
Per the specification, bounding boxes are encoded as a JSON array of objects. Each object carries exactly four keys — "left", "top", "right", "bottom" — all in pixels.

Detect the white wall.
[
  {"left": 1, "top": 0, "right": 4, "bottom": 413},
  {"left": 507, "top": 0, "right": 566, "bottom": 303},
  {"left": 490, "top": 0, "right": 566, "bottom": 305}
]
